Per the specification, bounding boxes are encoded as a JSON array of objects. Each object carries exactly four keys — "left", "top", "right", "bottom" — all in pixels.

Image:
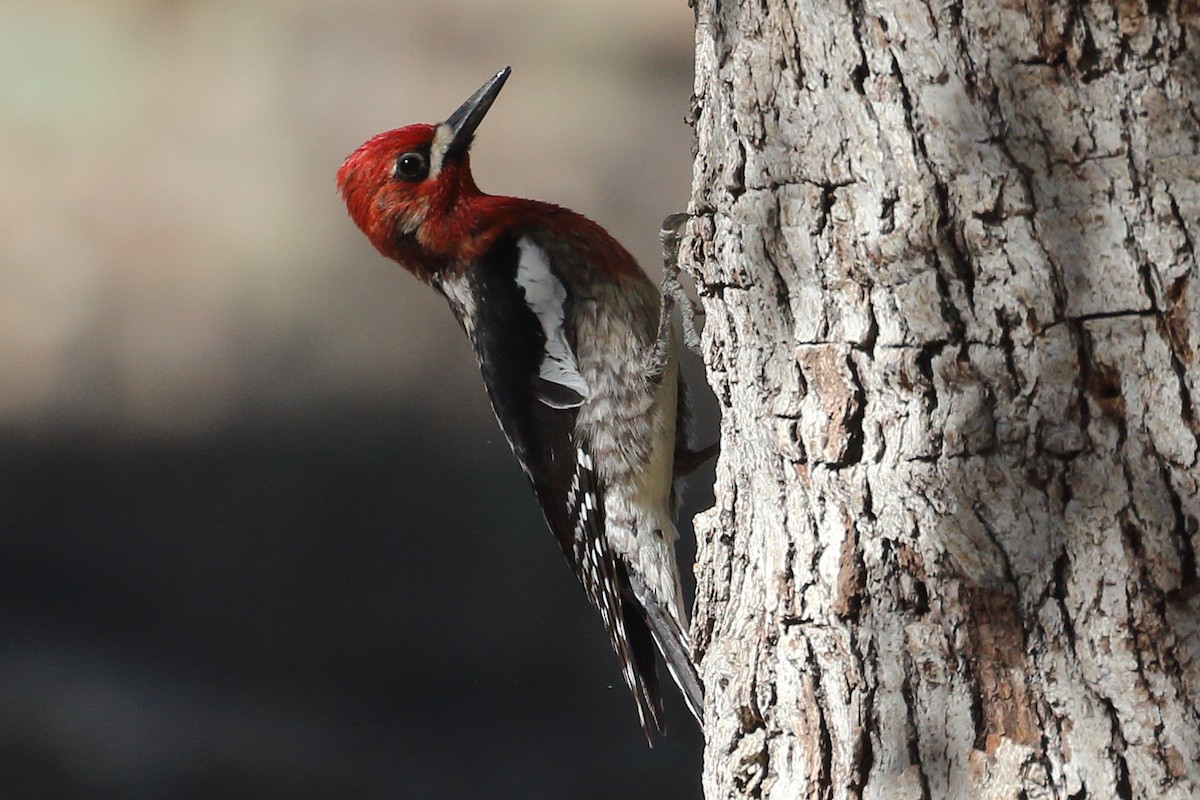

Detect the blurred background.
[{"left": 0, "top": 1, "right": 715, "bottom": 797}]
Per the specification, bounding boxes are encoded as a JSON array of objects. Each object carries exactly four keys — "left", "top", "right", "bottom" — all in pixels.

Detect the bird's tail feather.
[
  {"left": 621, "top": 598, "right": 666, "bottom": 743},
  {"left": 626, "top": 572, "right": 704, "bottom": 725}
]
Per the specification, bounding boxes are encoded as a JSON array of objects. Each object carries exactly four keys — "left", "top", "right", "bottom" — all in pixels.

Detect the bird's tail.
[{"left": 626, "top": 571, "right": 704, "bottom": 725}]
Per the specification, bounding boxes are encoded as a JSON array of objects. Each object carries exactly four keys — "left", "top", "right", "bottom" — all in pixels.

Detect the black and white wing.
[{"left": 456, "top": 231, "right": 666, "bottom": 738}]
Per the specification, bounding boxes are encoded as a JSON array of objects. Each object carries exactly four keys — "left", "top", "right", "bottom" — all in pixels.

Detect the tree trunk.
[{"left": 682, "top": 1, "right": 1200, "bottom": 797}]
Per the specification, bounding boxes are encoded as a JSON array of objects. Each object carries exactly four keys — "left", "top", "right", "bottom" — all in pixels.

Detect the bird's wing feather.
[{"left": 462, "top": 232, "right": 665, "bottom": 738}]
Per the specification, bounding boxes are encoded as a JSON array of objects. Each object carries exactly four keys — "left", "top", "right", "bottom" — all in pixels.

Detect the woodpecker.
[{"left": 337, "top": 67, "right": 708, "bottom": 740}]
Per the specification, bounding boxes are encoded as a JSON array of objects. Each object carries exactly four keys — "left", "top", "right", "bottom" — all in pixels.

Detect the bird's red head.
[{"left": 337, "top": 68, "right": 511, "bottom": 279}]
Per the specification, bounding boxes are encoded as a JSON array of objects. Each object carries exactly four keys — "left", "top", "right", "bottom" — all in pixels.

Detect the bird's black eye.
[{"left": 392, "top": 152, "right": 428, "bottom": 181}]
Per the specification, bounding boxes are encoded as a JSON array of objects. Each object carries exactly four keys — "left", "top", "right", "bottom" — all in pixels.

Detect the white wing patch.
[{"left": 515, "top": 237, "right": 590, "bottom": 409}]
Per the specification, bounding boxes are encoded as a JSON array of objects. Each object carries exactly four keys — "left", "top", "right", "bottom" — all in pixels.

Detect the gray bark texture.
[{"left": 680, "top": 1, "right": 1200, "bottom": 798}]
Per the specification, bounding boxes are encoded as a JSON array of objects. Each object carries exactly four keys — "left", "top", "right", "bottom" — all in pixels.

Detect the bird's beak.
[{"left": 441, "top": 66, "right": 511, "bottom": 162}]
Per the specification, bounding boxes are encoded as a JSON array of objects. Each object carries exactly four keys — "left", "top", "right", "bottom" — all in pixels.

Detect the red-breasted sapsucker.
[{"left": 336, "top": 67, "right": 706, "bottom": 740}]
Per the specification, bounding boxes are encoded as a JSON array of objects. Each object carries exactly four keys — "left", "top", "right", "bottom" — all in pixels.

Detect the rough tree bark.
[{"left": 682, "top": 1, "right": 1200, "bottom": 797}]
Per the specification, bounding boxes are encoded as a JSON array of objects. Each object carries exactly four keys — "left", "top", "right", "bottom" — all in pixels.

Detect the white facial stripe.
[
  {"left": 428, "top": 123, "right": 454, "bottom": 178},
  {"left": 515, "top": 237, "right": 591, "bottom": 405}
]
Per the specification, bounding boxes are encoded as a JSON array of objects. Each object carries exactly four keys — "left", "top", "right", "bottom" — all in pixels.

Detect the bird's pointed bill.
[{"left": 441, "top": 67, "right": 511, "bottom": 163}]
